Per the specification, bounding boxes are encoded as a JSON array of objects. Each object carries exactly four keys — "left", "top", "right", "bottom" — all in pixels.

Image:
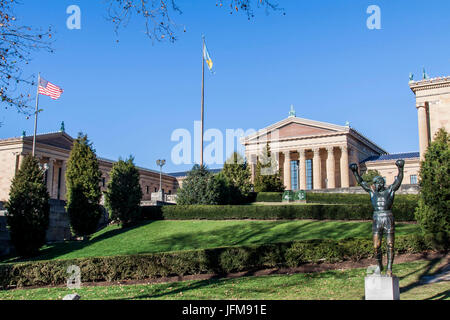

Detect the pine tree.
[
  {"left": 219, "top": 152, "right": 253, "bottom": 204},
  {"left": 105, "top": 157, "right": 143, "bottom": 227},
  {"left": 415, "top": 128, "right": 450, "bottom": 249},
  {"left": 65, "top": 133, "right": 102, "bottom": 238},
  {"left": 5, "top": 155, "right": 50, "bottom": 257},
  {"left": 253, "top": 143, "right": 285, "bottom": 192},
  {"left": 177, "top": 164, "right": 224, "bottom": 205}
]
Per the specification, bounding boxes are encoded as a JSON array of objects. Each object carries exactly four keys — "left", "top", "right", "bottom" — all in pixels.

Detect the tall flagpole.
[
  {"left": 201, "top": 35, "right": 205, "bottom": 166},
  {"left": 32, "top": 72, "right": 40, "bottom": 157}
]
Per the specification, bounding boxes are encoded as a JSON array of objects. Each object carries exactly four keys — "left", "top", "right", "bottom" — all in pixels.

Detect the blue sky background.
[{"left": 1, "top": 0, "right": 450, "bottom": 173}]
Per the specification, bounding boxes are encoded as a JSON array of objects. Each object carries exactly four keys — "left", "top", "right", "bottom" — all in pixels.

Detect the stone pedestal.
[{"left": 365, "top": 275, "right": 400, "bottom": 300}]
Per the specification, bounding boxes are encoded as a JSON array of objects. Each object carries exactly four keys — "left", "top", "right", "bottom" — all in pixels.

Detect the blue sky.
[{"left": 2, "top": 0, "right": 450, "bottom": 173}]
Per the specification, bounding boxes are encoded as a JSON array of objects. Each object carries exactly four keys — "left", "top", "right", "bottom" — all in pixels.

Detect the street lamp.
[{"left": 156, "top": 159, "right": 166, "bottom": 192}]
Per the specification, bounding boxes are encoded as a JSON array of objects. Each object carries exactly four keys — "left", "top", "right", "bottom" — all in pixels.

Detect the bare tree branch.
[
  {"left": 106, "top": 0, "right": 283, "bottom": 42},
  {"left": 0, "top": 0, "right": 54, "bottom": 116}
]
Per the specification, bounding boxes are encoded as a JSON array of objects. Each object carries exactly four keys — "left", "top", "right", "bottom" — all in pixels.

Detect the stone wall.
[
  {"left": 0, "top": 200, "right": 110, "bottom": 256},
  {"left": 46, "top": 200, "right": 72, "bottom": 243},
  {"left": 0, "top": 209, "right": 11, "bottom": 256}
]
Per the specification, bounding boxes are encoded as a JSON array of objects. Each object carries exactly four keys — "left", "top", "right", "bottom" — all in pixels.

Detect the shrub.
[
  {"left": 362, "top": 169, "right": 381, "bottom": 185},
  {"left": 254, "top": 143, "right": 285, "bottom": 193},
  {"left": 65, "top": 133, "right": 102, "bottom": 238},
  {"left": 415, "top": 128, "right": 450, "bottom": 249},
  {"left": 177, "top": 165, "right": 226, "bottom": 205},
  {"left": 5, "top": 155, "right": 50, "bottom": 257},
  {"left": 0, "top": 235, "right": 434, "bottom": 289},
  {"left": 141, "top": 203, "right": 416, "bottom": 221},
  {"left": 218, "top": 152, "right": 253, "bottom": 204},
  {"left": 104, "top": 157, "right": 143, "bottom": 227}
]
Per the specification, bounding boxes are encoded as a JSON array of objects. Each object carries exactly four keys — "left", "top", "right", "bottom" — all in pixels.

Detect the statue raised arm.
[{"left": 348, "top": 159, "right": 405, "bottom": 277}]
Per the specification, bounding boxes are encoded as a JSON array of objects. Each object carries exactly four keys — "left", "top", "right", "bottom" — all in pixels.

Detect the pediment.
[
  {"left": 24, "top": 132, "right": 74, "bottom": 150},
  {"left": 245, "top": 117, "right": 347, "bottom": 143}
]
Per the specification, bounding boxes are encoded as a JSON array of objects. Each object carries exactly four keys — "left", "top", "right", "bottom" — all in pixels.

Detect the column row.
[{"left": 283, "top": 145, "right": 350, "bottom": 190}]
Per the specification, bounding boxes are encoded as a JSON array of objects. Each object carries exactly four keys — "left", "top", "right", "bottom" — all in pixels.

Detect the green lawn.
[
  {"left": 0, "top": 259, "right": 447, "bottom": 300},
  {"left": 1, "top": 220, "right": 419, "bottom": 263}
]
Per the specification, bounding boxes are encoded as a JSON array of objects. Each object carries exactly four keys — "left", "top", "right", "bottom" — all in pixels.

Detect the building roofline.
[{"left": 409, "top": 76, "right": 450, "bottom": 93}]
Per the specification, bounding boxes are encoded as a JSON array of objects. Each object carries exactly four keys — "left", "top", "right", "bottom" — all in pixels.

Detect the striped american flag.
[{"left": 38, "top": 77, "right": 64, "bottom": 100}]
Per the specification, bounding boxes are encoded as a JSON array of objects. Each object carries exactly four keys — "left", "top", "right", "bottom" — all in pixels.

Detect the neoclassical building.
[
  {"left": 241, "top": 110, "right": 388, "bottom": 190},
  {"left": 242, "top": 75, "right": 450, "bottom": 192},
  {"left": 0, "top": 131, "right": 179, "bottom": 202},
  {"left": 409, "top": 76, "right": 450, "bottom": 159}
]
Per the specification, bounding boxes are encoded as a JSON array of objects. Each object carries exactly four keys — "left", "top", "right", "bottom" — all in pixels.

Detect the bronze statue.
[{"left": 349, "top": 160, "right": 405, "bottom": 277}]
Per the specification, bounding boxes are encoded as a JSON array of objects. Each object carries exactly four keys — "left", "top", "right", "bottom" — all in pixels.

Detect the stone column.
[
  {"left": 326, "top": 147, "right": 336, "bottom": 189},
  {"left": 417, "top": 103, "right": 429, "bottom": 160},
  {"left": 312, "top": 148, "right": 322, "bottom": 190},
  {"left": 340, "top": 145, "right": 350, "bottom": 188},
  {"left": 283, "top": 151, "right": 291, "bottom": 190},
  {"left": 47, "top": 158, "right": 55, "bottom": 199},
  {"left": 298, "top": 149, "right": 307, "bottom": 190},
  {"left": 60, "top": 161, "right": 67, "bottom": 201}
]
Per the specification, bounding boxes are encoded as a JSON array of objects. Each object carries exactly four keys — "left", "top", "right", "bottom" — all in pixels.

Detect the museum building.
[
  {"left": 0, "top": 76, "right": 448, "bottom": 201},
  {"left": 0, "top": 131, "right": 179, "bottom": 203},
  {"left": 241, "top": 76, "right": 450, "bottom": 191}
]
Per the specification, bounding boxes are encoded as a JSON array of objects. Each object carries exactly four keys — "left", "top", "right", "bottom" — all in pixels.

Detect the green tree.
[
  {"left": 5, "top": 155, "right": 49, "bottom": 257},
  {"left": 104, "top": 157, "right": 143, "bottom": 227},
  {"left": 177, "top": 165, "right": 223, "bottom": 205},
  {"left": 254, "top": 143, "right": 285, "bottom": 192},
  {"left": 415, "top": 128, "right": 450, "bottom": 249},
  {"left": 218, "top": 152, "right": 253, "bottom": 204},
  {"left": 362, "top": 169, "right": 381, "bottom": 185},
  {"left": 65, "top": 133, "right": 102, "bottom": 238}
]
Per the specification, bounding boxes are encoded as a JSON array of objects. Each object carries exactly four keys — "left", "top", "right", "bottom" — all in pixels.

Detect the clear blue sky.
[{"left": 2, "top": 0, "right": 450, "bottom": 173}]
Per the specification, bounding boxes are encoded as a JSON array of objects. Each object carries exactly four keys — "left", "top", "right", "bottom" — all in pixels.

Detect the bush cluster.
[
  {"left": 141, "top": 203, "right": 416, "bottom": 221},
  {"left": 0, "top": 234, "right": 433, "bottom": 289}
]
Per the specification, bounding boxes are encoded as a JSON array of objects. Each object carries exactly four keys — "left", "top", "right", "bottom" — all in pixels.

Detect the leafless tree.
[
  {"left": 0, "top": 0, "right": 53, "bottom": 116},
  {"left": 106, "top": 0, "right": 283, "bottom": 43}
]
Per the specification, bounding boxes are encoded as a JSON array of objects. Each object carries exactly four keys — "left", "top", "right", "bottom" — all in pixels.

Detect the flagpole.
[
  {"left": 32, "top": 72, "right": 40, "bottom": 157},
  {"left": 201, "top": 35, "right": 205, "bottom": 167}
]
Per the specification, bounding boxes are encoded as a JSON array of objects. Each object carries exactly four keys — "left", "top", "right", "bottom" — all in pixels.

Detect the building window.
[
  {"left": 155, "top": 187, "right": 157, "bottom": 192},
  {"left": 290, "top": 160, "right": 299, "bottom": 191},
  {"left": 168, "top": 190, "right": 172, "bottom": 195},
  {"left": 306, "top": 159, "right": 313, "bottom": 190},
  {"left": 410, "top": 175, "right": 418, "bottom": 184},
  {"left": 146, "top": 186, "right": 149, "bottom": 194},
  {"left": 102, "top": 177, "right": 106, "bottom": 187}
]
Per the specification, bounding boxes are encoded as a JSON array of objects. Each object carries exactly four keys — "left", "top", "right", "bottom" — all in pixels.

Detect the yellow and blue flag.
[{"left": 203, "top": 41, "right": 214, "bottom": 72}]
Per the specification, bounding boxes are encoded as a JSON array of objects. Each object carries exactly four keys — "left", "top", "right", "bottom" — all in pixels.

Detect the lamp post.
[{"left": 156, "top": 159, "right": 166, "bottom": 193}]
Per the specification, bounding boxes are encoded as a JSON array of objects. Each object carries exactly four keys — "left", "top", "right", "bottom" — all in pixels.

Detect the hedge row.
[
  {"left": 0, "top": 234, "right": 433, "bottom": 289},
  {"left": 141, "top": 203, "right": 416, "bottom": 221},
  {"left": 305, "top": 193, "right": 419, "bottom": 205},
  {"left": 254, "top": 192, "right": 284, "bottom": 202}
]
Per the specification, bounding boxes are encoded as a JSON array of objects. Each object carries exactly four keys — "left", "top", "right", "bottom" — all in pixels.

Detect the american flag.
[{"left": 38, "top": 77, "right": 64, "bottom": 100}]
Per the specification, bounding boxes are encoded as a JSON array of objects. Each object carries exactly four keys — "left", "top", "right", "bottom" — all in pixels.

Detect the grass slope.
[
  {"left": 2, "top": 220, "right": 419, "bottom": 263},
  {"left": 0, "top": 259, "right": 447, "bottom": 300}
]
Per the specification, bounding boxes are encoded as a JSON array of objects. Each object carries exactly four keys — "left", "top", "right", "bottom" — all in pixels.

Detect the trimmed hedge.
[
  {"left": 0, "top": 234, "right": 433, "bottom": 289},
  {"left": 305, "top": 193, "right": 419, "bottom": 205},
  {"left": 255, "top": 192, "right": 283, "bottom": 202},
  {"left": 141, "top": 203, "right": 416, "bottom": 221}
]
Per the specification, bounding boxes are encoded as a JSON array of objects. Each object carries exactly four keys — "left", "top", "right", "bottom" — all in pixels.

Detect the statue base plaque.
[{"left": 365, "top": 275, "right": 400, "bottom": 300}]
